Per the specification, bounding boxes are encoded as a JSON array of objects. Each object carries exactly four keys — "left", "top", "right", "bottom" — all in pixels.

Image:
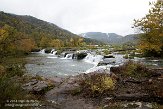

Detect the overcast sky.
[{"left": 0, "top": 0, "right": 156, "bottom": 36}]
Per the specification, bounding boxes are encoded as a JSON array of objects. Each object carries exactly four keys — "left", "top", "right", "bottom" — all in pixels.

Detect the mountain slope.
[
  {"left": 80, "top": 32, "right": 138, "bottom": 44},
  {"left": 0, "top": 11, "right": 103, "bottom": 46},
  {"left": 0, "top": 11, "right": 78, "bottom": 39}
]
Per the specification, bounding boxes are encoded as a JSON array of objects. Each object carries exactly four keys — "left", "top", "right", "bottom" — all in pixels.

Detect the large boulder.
[
  {"left": 98, "top": 59, "right": 115, "bottom": 66},
  {"left": 45, "top": 48, "right": 52, "bottom": 53},
  {"left": 104, "top": 55, "right": 115, "bottom": 58},
  {"left": 76, "top": 53, "right": 87, "bottom": 60}
]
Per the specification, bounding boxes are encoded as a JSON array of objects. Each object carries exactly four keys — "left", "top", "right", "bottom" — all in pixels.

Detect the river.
[
  {"left": 25, "top": 50, "right": 163, "bottom": 78},
  {"left": 25, "top": 53, "right": 94, "bottom": 77}
]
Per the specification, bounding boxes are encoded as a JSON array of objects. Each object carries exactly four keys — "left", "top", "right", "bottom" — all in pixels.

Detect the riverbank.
[
  {"left": 1, "top": 51, "right": 163, "bottom": 109},
  {"left": 22, "top": 60, "right": 163, "bottom": 109}
]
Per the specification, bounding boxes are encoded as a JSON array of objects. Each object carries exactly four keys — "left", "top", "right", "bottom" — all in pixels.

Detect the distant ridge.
[{"left": 80, "top": 32, "right": 138, "bottom": 44}]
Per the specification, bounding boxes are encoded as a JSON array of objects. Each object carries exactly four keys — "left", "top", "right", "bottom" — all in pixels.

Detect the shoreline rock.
[{"left": 22, "top": 64, "right": 163, "bottom": 108}]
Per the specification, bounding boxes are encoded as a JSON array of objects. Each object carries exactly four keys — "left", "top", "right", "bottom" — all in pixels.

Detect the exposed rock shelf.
[{"left": 22, "top": 64, "right": 163, "bottom": 108}]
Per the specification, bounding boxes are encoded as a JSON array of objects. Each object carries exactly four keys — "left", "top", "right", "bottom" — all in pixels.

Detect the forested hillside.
[
  {"left": 0, "top": 11, "right": 103, "bottom": 57},
  {"left": 0, "top": 11, "right": 79, "bottom": 39}
]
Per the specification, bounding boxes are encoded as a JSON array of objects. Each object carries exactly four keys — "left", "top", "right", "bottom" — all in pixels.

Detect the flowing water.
[
  {"left": 25, "top": 49, "right": 163, "bottom": 78},
  {"left": 25, "top": 52, "right": 94, "bottom": 77}
]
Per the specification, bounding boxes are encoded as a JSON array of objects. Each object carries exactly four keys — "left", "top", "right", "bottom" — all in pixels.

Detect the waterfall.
[
  {"left": 39, "top": 49, "right": 45, "bottom": 54},
  {"left": 50, "top": 49, "right": 57, "bottom": 55},
  {"left": 85, "top": 65, "right": 111, "bottom": 74},
  {"left": 65, "top": 53, "right": 74, "bottom": 59},
  {"left": 84, "top": 53, "right": 103, "bottom": 65}
]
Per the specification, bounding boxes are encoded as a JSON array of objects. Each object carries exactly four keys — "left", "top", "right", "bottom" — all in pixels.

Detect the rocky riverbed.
[{"left": 23, "top": 61, "right": 163, "bottom": 109}]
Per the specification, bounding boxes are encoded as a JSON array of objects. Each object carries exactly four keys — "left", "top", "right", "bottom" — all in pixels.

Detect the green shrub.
[
  {"left": 79, "top": 73, "right": 116, "bottom": 97},
  {"left": 121, "top": 61, "right": 150, "bottom": 78},
  {"left": 6, "top": 65, "right": 24, "bottom": 77},
  {"left": 103, "top": 49, "right": 111, "bottom": 55}
]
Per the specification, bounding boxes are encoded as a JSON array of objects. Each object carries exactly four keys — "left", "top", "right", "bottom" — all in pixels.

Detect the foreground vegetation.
[{"left": 0, "top": 58, "right": 28, "bottom": 108}]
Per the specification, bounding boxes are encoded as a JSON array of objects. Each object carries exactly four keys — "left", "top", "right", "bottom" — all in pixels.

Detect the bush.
[
  {"left": 6, "top": 65, "right": 24, "bottom": 77},
  {"left": 120, "top": 61, "right": 150, "bottom": 78},
  {"left": 0, "top": 76, "right": 28, "bottom": 108},
  {"left": 79, "top": 73, "right": 116, "bottom": 97},
  {"left": 103, "top": 49, "right": 111, "bottom": 55}
]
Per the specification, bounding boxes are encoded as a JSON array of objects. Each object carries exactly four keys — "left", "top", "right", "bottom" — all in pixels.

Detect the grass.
[
  {"left": 0, "top": 57, "right": 36, "bottom": 108},
  {"left": 0, "top": 76, "right": 27, "bottom": 108}
]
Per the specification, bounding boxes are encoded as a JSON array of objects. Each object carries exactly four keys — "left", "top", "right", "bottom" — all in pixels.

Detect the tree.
[
  {"left": 50, "top": 39, "right": 63, "bottom": 48},
  {"left": 134, "top": 1, "right": 163, "bottom": 57},
  {"left": 0, "top": 25, "right": 18, "bottom": 55},
  {"left": 39, "top": 36, "right": 49, "bottom": 48},
  {"left": 17, "top": 38, "right": 35, "bottom": 52},
  {"left": 0, "top": 25, "right": 36, "bottom": 56}
]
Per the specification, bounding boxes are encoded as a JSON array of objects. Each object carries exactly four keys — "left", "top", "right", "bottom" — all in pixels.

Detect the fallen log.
[{"left": 114, "top": 94, "right": 163, "bottom": 104}]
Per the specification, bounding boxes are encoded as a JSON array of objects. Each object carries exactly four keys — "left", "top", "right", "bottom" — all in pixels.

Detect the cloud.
[{"left": 0, "top": 0, "right": 156, "bottom": 35}]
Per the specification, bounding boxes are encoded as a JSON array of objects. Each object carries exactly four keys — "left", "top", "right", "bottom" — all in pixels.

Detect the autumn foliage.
[
  {"left": 134, "top": 1, "right": 163, "bottom": 57},
  {"left": 0, "top": 24, "right": 35, "bottom": 56}
]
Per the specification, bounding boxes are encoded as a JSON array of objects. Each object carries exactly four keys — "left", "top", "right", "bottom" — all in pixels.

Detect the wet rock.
[
  {"left": 76, "top": 53, "right": 87, "bottom": 60},
  {"left": 45, "top": 48, "right": 52, "bottom": 53},
  {"left": 98, "top": 59, "right": 115, "bottom": 66},
  {"left": 22, "top": 79, "right": 54, "bottom": 94},
  {"left": 104, "top": 55, "right": 115, "bottom": 58}
]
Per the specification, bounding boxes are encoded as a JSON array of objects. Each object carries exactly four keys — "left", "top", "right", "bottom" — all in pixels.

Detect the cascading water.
[
  {"left": 32, "top": 50, "right": 125, "bottom": 75},
  {"left": 83, "top": 53, "right": 110, "bottom": 73},
  {"left": 84, "top": 53, "right": 103, "bottom": 65},
  {"left": 50, "top": 49, "right": 57, "bottom": 55},
  {"left": 39, "top": 49, "right": 45, "bottom": 54},
  {"left": 65, "top": 53, "right": 74, "bottom": 59}
]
